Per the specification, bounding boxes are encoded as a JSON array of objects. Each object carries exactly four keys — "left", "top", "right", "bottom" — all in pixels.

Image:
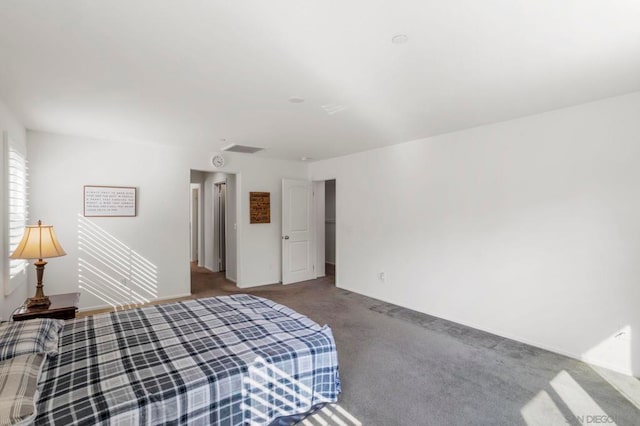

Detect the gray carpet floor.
[{"left": 190, "top": 265, "right": 640, "bottom": 426}]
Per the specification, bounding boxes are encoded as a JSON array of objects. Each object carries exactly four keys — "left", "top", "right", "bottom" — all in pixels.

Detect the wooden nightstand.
[{"left": 13, "top": 292, "right": 80, "bottom": 321}]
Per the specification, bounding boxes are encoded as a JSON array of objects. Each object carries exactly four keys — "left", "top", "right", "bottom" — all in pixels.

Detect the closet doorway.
[
  {"left": 214, "top": 182, "right": 226, "bottom": 272},
  {"left": 324, "top": 180, "right": 336, "bottom": 277}
]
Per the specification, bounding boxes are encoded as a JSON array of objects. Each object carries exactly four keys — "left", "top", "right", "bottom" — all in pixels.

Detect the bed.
[{"left": 34, "top": 294, "right": 341, "bottom": 425}]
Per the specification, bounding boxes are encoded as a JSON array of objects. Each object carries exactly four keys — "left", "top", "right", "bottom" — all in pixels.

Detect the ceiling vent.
[{"left": 222, "top": 144, "right": 264, "bottom": 154}]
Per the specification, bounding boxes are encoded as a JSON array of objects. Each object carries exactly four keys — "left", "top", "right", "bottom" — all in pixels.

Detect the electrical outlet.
[
  {"left": 613, "top": 328, "right": 631, "bottom": 341},
  {"left": 379, "top": 272, "right": 385, "bottom": 282}
]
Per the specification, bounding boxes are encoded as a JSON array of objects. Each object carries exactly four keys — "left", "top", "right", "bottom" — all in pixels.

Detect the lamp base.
[
  {"left": 26, "top": 296, "right": 51, "bottom": 308},
  {"left": 27, "top": 259, "right": 51, "bottom": 308}
]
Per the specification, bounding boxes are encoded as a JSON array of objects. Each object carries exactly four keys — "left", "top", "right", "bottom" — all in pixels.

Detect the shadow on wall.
[{"left": 77, "top": 214, "right": 158, "bottom": 308}]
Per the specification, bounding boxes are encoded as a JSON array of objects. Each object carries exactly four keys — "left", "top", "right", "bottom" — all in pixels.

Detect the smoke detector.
[{"left": 392, "top": 34, "right": 409, "bottom": 44}]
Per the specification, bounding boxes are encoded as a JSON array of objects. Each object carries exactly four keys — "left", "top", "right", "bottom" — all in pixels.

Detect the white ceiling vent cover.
[{"left": 222, "top": 144, "right": 264, "bottom": 154}]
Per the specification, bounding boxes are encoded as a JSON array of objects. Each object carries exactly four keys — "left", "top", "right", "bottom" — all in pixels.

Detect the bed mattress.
[{"left": 35, "top": 294, "right": 341, "bottom": 425}]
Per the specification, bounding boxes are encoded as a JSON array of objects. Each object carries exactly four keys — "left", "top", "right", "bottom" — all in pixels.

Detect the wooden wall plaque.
[{"left": 250, "top": 192, "right": 271, "bottom": 224}]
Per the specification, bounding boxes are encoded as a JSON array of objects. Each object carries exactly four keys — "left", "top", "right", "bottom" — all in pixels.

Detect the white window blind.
[{"left": 5, "top": 141, "right": 28, "bottom": 290}]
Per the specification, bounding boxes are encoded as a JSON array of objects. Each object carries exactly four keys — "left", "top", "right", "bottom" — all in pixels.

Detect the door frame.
[
  {"left": 188, "top": 171, "right": 240, "bottom": 286},
  {"left": 190, "top": 183, "right": 202, "bottom": 265}
]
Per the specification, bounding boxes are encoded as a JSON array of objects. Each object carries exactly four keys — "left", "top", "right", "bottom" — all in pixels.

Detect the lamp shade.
[{"left": 9, "top": 221, "right": 66, "bottom": 260}]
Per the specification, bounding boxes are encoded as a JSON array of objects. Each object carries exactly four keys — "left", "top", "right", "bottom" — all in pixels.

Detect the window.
[{"left": 3, "top": 133, "right": 28, "bottom": 294}]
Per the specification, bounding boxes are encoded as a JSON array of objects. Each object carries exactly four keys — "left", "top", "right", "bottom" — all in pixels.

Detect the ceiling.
[{"left": 1, "top": 1, "right": 639, "bottom": 161}]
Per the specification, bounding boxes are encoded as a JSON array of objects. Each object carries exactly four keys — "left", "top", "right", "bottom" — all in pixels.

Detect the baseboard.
[
  {"left": 79, "top": 292, "right": 192, "bottom": 313},
  {"left": 440, "top": 314, "right": 637, "bottom": 377},
  {"left": 238, "top": 280, "right": 279, "bottom": 289},
  {"left": 341, "top": 285, "right": 637, "bottom": 378}
]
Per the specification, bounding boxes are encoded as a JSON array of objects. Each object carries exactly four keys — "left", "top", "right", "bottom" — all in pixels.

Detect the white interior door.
[{"left": 282, "top": 179, "right": 314, "bottom": 284}]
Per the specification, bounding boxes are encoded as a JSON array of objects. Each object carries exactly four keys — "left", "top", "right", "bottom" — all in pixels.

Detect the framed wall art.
[{"left": 84, "top": 185, "right": 137, "bottom": 217}]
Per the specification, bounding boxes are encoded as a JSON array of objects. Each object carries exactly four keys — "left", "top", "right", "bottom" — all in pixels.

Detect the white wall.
[
  {"left": 225, "top": 174, "right": 238, "bottom": 282},
  {"left": 27, "top": 131, "right": 307, "bottom": 310},
  {"left": 309, "top": 91, "right": 640, "bottom": 377},
  {"left": 190, "top": 170, "right": 205, "bottom": 266},
  {"left": 189, "top": 184, "right": 199, "bottom": 262},
  {"left": 27, "top": 132, "right": 191, "bottom": 309},
  {"left": 0, "top": 100, "right": 28, "bottom": 321},
  {"left": 190, "top": 170, "right": 204, "bottom": 184}
]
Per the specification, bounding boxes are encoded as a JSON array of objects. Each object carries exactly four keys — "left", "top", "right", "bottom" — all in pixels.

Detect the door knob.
[{"left": 282, "top": 236, "right": 290, "bottom": 240}]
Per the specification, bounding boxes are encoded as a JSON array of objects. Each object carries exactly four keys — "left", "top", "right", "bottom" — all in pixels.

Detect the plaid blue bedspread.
[{"left": 35, "top": 295, "right": 341, "bottom": 425}]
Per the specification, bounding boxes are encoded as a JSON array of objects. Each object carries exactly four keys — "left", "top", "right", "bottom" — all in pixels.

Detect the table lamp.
[{"left": 10, "top": 220, "right": 66, "bottom": 308}]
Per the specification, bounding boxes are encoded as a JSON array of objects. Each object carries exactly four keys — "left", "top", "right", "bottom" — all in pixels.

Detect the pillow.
[
  {"left": 0, "top": 319, "right": 65, "bottom": 361},
  {"left": 0, "top": 353, "right": 46, "bottom": 426}
]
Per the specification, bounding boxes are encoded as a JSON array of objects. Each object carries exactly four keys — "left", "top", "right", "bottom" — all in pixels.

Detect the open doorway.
[
  {"left": 325, "top": 179, "right": 336, "bottom": 277},
  {"left": 214, "top": 182, "right": 226, "bottom": 272},
  {"left": 189, "top": 170, "right": 238, "bottom": 294},
  {"left": 205, "top": 172, "right": 237, "bottom": 281}
]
